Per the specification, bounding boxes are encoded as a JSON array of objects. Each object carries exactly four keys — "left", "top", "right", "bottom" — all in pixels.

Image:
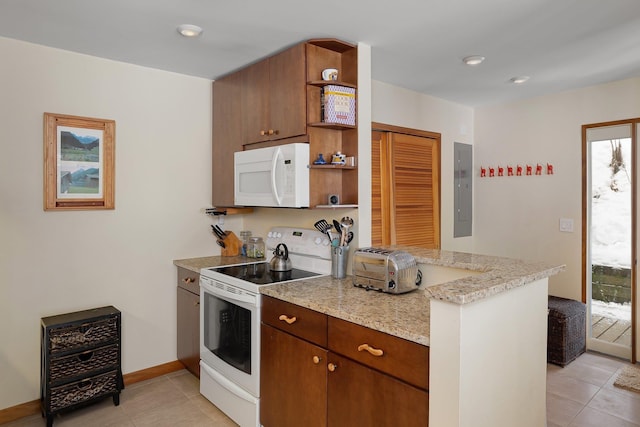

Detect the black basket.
[
  {"left": 49, "top": 318, "right": 118, "bottom": 352},
  {"left": 49, "top": 370, "right": 118, "bottom": 411},
  {"left": 49, "top": 344, "right": 119, "bottom": 381},
  {"left": 547, "top": 296, "right": 586, "bottom": 366}
]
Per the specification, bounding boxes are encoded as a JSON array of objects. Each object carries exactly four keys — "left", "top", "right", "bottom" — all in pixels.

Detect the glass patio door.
[{"left": 584, "top": 123, "right": 634, "bottom": 360}]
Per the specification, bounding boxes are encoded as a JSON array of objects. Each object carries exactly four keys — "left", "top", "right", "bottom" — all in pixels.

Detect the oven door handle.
[{"left": 201, "top": 280, "right": 256, "bottom": 305}]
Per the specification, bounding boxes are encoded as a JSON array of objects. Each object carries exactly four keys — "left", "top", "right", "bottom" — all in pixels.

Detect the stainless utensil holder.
[{"left": 331, "top": 246, "right": 349, "bottom": 279}]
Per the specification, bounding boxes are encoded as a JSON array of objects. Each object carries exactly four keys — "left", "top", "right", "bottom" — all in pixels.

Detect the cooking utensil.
[
  {"left": 346, "top": 231, "right": 354, "bottom": 244},
  {"left": 216, "top": 240, "right": 226, "bottom": 248},
  {"left": 314, "top": 219, "right": 332, "bottom": 238},
  {"left": 269, "top": 243, "right": 292, "bottom": 272},
  {"left": 340, "top": 216, "right": 353, "bottom": 246},
  {"left": 333, "top": 219, "right": 342, "bottom": 235}
]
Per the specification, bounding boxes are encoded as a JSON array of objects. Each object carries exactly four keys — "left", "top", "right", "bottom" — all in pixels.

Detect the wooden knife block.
[{"left": 221, "top": 231, "right": 241, "bottom": 257}]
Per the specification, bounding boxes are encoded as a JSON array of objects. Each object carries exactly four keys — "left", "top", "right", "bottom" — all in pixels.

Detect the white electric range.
[{"left": 199, "top": 226, "right": 332, "bottom": 427}]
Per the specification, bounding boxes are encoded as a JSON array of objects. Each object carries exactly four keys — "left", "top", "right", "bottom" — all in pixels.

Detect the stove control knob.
[
  {"left": 322, "top": 239, "right": 330, "bottom": 246},
  {"left": 267, "top": 231, "right": 274, "bottom": 238},
  {"left": 314, "top": 237, "right": 322, "bottom": 245},
  {"left": 276, "top": 232, "right": 282, "bottom": 238}
]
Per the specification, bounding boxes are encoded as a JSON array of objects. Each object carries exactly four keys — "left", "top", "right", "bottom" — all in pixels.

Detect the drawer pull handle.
[
  {"left": 183, "top": 277, "right": 196, "bottom": 284},
  {"left": 328, "top": 363, "right": 338, "bottom": 372},
  {"left": 358, "top": 344, "right": 384, "bottom": 357},
  {"left": 194, "top": 301, "right": 200, "bottom": 306},
  {"left": 312, "top": 355, "right": 322, "bottom": 364},
  {"left": 278, "top": 315, "right": 297, "bottom": 325},
  {"left": 77, "top": 351, "right": 94, "bottom": 362},
  {"left": 77, "top": 379, "right": 93, "bottom": 390}
]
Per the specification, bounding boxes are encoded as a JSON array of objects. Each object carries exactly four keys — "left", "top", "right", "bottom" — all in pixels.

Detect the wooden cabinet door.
[
  {"left": 260, "top": 324, "right": 328, "bottom": 427},
  {"left": 212, "top": 71, "right": 243, "bottom": 207},
  {"left": 177, "top": 287, "right": 200, "bottom": 378},
  {"left": 243, "top": 60, "right": 270, "bottom": 144},
  {"left": 244, "top": 44, "right": 306, "bottom": 145},
  {"left": 327, "top": 353, "right": 429, "bottom": 427},
  {"left": 268, "top": 43, "right": 306, "bottom": 141}
]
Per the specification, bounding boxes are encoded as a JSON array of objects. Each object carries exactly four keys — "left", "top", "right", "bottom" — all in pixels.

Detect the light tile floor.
[
  {"left": 2, "top": 370, "right": 238, "bottom": 427},
  {"left": 547, "top": 351, "right": 640, "bottom": 426},
  {"left": 4, "top": 352, "right": 640, "bottom": 427}
]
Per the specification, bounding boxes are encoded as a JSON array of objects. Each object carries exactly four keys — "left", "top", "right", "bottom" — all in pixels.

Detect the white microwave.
[{"left": 234, "top": 143, "right": 310, "bottom": 208}]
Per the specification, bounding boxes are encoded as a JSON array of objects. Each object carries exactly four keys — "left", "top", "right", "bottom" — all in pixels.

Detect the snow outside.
[{"left": 591, "top": 138, "right": 632, "bottom": 321}]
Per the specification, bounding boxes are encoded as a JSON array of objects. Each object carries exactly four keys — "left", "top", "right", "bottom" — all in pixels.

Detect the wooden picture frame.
[{"left": 44, "top": 113, "right": 115, "bottom": 210}]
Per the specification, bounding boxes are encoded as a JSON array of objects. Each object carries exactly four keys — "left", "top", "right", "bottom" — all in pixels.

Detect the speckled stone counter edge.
[
  {"left": 395, "top": 246, "right": 566, "bottom": 305},
  {"left": 173, "top": 255, "right": 263, "bottom": 273}
]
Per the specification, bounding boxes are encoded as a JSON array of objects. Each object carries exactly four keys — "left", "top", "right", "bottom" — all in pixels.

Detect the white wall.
[
  {"left": 474, "top": 76, "right": 640, "bottom": 300},
  {"left": 0, "top": 37, "right": 238, "bottom": 410},
  {"left": 430, "top": 279, "right": 548, "bottom": 427},
  {"left": 371, "top": 80, "right": 475, "bottom": 252}
]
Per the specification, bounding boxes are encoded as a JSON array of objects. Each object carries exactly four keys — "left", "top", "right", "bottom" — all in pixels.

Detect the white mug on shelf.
[{"left": 321, "top": 68, "right": 338, "bottom": 81}]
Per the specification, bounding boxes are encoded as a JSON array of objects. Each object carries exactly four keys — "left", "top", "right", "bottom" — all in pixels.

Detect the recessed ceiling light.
[
  {"left": 510, "top": 76, "right": 530, "bottom": 84},
  {"left": 177, "top": 24, "right": 203, "bottom": 37},
  {"left": 463, "top": 55, "right": 485, "bottom": 66}
]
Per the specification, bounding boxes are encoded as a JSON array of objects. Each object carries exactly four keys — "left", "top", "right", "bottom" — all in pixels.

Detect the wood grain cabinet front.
[
  {"left": 326, "top": 318, "right": 429, "bottom": 426},
  {"left": 243, "top": 43, "right": 307, "bottom": 145},
  {"left": 212, "top": 70, "right": 244, "bottom": 208},
  {"left": 260, "top": 296, "right": 429, "bottom": 427},
  {"left": 260, "top": 323, "right": 328, "bottom": 427},
  {"left": 176, "top": 267, "right": 200, "bottom": 378}
]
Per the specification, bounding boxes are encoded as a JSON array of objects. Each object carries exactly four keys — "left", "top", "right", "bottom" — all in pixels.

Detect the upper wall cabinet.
[
  {"left": 212, "top": 71, "right": 243, "bottom": 208},
  {"left": 243, "top": 44, "right": 307, "bottom": 145},
  {"left": 212, "top": 38, "right": 358, "bottom": 209}
]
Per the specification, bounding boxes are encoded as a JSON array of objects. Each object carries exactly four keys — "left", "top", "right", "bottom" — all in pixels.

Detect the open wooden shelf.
[
  {"left": 309, "top": 164, "right": 356, "bottom": 170},
  {"left": 307, "top": 80, "right": 357, "bottom": 89},
  {"left": 308, "top": 122, "right": 356, "bottom": 130}
]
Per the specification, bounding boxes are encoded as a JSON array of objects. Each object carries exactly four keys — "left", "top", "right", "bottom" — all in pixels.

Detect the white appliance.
[
  {"left": 234, "top": 143, "right": 310, "bottom": 208},
  {"left": 199, "top": 227, "right": 332, "bottom": 427}
]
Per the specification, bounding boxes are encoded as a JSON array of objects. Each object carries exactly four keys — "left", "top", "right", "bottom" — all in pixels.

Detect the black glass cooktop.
[{"left": 207, "top": 262, "right": 322, "bottom": 285}]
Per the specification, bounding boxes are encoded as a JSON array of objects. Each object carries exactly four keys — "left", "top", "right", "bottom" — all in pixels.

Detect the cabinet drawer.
[
  {"left": 50, "top": 344, "right": 119, "bottom": 383},
  {"left": 262, "top": 296, "right": 327, "bottom": 347},
  {"left": 49, "top": 317, "right": 118, "bottom": 353},
  {"left": 49, "top": 370, "right": 119, "bottom": 412},
  {"left": 328, "top": 316, "right": 429, "bottom": 390},
  {"left": 177, "top": 267, "right": 200, "bottom": 294}
]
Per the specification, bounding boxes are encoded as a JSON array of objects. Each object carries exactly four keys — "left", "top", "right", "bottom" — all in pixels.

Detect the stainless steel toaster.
[{"left": 352, "top": 248, "right": 422, "bottom": 294}]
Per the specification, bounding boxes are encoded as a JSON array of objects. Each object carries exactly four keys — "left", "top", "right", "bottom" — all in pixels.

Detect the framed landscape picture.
[{"left": 44, "top": 113, "right": 115, "bottom": 210}]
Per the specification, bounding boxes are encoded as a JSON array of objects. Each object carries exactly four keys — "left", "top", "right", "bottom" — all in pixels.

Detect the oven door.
[{"left": 200, "top": 275, "right": 260, "bottom": 397}]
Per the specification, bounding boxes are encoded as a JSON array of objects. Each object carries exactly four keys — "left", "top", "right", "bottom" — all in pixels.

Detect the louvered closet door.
[
  {"left": 371, "top": 131, "right": 440, "bottom": 248},
  {"left": 389, "top": 133, "right": 440, "bottom": 248},
  {"left": 371, "top": 131, "right": 390, "bottom": 247}
]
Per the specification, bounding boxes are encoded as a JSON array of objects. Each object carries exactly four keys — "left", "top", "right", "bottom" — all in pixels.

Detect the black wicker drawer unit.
[{"left": 41, "top": 306, "right": 123, "bottom": 426}]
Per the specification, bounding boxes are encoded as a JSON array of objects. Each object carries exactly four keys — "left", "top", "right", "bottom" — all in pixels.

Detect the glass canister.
[
  {"left": 239, "top": 231, "right": 252, "bottom": 257},
  {"left": 247, "top": 237, "right": 265, "bottom": 258}
]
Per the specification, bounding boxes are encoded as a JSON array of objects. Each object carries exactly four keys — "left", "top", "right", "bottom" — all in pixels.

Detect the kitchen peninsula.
[{"left": 259, "top": 247, "right": 565, "bottom": 427}]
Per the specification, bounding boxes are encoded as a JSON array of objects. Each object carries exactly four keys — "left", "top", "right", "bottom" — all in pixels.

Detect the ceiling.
[{"left": 2, "top": 0, "right": 640, "bottom": 107}]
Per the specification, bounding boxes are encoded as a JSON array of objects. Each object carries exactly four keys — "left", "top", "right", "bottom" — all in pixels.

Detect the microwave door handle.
[{"left": 271, "top": 147, "right": 283, "bottom": 206}]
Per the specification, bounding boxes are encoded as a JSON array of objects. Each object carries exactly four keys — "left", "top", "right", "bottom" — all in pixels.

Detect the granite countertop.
[
  {"left": 398, "top": 246, "right": 566, "bottom": 305},
  {"left": 173, "top": 255, "right": 264, "bottom": 273},
  {"left": 260, "top": 248, "right": 565, "bottom": 347},
  {"left": 174, "top": 249, "right": 565, "bottom": 347},
  {"left": 260, "top": 277, "right": 432, "bottom": 346}
]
